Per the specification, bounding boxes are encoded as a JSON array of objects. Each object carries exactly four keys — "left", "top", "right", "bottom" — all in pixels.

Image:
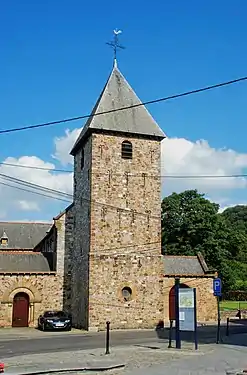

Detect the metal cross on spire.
[{"left": 106, "top": 29, "right": 125, "bottom": 66}]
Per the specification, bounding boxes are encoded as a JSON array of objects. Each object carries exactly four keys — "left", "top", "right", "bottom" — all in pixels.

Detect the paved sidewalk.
[
  {"left": 0, "top": 328, "right": 87, "bottom": 340},
  {"left": 2, "top": 342, "right": 208, "bottom": 374},
  {"left": 2, "top": 334, "right": 247, "bottom": 375},
  {"left": 126, "top": 344, "right": 247, "bottom": 375}
]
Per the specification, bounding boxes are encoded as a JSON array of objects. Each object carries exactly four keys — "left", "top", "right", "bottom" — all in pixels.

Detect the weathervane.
[{"left": 106, "top": 29, "right": 125, "bottom": 65}]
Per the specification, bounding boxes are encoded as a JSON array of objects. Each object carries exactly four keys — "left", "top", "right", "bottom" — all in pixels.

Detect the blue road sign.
[{"left": 213, "top": 278, "right": 222, "bottom": 297}]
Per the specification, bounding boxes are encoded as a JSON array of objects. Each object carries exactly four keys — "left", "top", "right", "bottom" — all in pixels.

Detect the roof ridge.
[
  {"left": 0, "top": 251, "right": 42, "bottom": 254},
  {"left": 0, "top": 221, "right": 52, "bottom": 225},
  {"left": 164, "top": 255, "right": 198, "bottom": 259},
  {"left": 71, "top": 64, "right": 166, "bottom": 155}
]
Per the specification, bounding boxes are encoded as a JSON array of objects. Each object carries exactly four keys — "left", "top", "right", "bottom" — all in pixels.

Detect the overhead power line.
[
  {"left": 0, "top": 75, "right": 247, "bottom": 135},
  {"left": 0, "top": 172, "right": 72, "bottom": 198},
  {"left": 0, "top": 181, "right": 72, "bottom": 203},
  {"left": 0, "top": 161, "right": 72, "bottom": 173},
  {"left": 1, "top": 161, "right": 247, "bottom": 179},
  {"left": 0, "top": 169, "right": 247, "bottom": 218},
  {"left": 0, "top": 173, "right": 159, "bottom": 219}
]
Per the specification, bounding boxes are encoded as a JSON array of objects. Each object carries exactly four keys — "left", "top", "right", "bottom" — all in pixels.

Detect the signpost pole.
[
  {"left": 193, "top": 288, "right": 198, "bottom": 350},
  {"left": 213, "top": 278, "right": 222, "bottom": 345},
  {"left": 216, "top": 296, "right": 221, "bottom": 344},
  {"left": 174, "top": 277, "right": 181, "bottom": 349}
]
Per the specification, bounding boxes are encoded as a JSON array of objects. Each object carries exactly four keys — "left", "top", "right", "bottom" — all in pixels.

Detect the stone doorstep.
[{"left": 4, "top": 362, "right": 125, "bottom": 375}]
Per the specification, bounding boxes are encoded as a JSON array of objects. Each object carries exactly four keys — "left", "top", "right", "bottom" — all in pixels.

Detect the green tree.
[
  {"left": 220, "top": 205, "right": 247, "bottom": 263},
  {"left": 221, "top": 205, "right": 247, "bottom": 234},
  {"left": 161, "top": 190, "right": 232, "bottom": 291},
  {"left": 161, "top": 190, "right": 247, "bottom": 293}
]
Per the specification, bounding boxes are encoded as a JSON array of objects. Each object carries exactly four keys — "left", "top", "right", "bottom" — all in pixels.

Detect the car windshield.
[{"left": 44, "top": 311, "right": 66, "bottom": 318}]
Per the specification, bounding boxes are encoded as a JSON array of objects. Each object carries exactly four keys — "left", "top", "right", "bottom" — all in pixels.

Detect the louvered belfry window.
[{"left": 121, "top": 141, "right": 133, "bottom": 159}]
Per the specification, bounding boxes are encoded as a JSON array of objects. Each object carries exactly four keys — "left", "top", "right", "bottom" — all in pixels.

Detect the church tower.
[{"left": 70, "top": 60, "right": 166, "bottom": 331}]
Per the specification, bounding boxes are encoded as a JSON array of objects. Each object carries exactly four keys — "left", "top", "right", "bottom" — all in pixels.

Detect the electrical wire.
[
  {"left": 0, "top": 161, "right": 72, "bottom": 173},
  {"left": 1, "top": 168, "right": 246, "bottom": 219},
  {"left": 91, "top": 171, "right": 247, "bottom": 179},
  {"left": 0, "top": 181, "right": 72, "bottom": 203},
  {"left": 0, "top": 75, "right": 247, "bottom": 135},
  {"left": 89, "top": 240, "right": 161, "bottom": 255},
  {"left": 1, "top": 161, "right": 247, "bottom": 180},
  {"left": 0, "top": 172, "right": 160, "bottom": 219},
  {"left": 0, "top": 172, "right": 72, "bottom": 198},
  {"left": 82, "top": 276, "right": 207, "bottom": 311}
]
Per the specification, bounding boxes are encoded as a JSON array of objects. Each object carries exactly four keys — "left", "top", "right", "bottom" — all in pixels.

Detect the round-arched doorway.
[
  {"left": 169, "top": 283, "right": 189, "bottom": 321},
  {"left": 12, "top": 292, "right": 30, "bottom": 327}
]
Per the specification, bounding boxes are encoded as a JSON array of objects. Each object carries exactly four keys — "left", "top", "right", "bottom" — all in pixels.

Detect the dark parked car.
[{"left": 38, "top": 310, "right": 72, "bottom": 331}]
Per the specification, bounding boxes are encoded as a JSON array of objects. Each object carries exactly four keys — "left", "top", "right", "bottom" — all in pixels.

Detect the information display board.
[{"left": 179, "top": 288, "right": 196, "bottom": 332}]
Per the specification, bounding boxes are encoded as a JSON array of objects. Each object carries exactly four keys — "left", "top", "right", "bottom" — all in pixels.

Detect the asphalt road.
[
  {"left": 0, "top": 330, "right": 164, "bottom": 358},
  {"left": 0, "top": 323, "right": 245, "bottom": 358}
]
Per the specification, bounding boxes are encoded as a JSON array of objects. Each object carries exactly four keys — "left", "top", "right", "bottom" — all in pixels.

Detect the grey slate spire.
[{"left": 70, "top": 64, "right": 166, "bottom": 155}]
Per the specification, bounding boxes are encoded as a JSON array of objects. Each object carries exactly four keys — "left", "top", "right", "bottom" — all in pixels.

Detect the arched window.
[
  {"left": 121, "top": 141, "right": 132, "bottom": 159},
  {"left": 122, "top": 286, "right": 132, "bottom": 302}
]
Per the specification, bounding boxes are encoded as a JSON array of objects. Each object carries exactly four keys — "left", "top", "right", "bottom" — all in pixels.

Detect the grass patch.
[{"left": 220, "top": 300, "right": 247, "bottom": 310}]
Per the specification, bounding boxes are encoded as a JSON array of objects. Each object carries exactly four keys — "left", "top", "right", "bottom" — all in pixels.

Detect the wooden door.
[
  {"left": 169, "top": 284, "right": 189, "bottom": 321},
  {"left": 12, "top": 293, "right": 29, "bottom": 327}
]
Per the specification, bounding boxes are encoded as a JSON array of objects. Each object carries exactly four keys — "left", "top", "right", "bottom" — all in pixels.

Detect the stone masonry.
[
  {"left": 72, "top": 132, "right": 164, "bottom": 331},
  {"left": 71, "top": 136, "right": 92, "bottom": 329},
  {"left": 163, "top": 277, "right": 217, "bottom": 324},
  {"left": 0, "top": 273, "right": 63, "bottom": 327},
  {"left": 70, "top": 63, "right": 218, "bottom": 331},
  {"left": 0, "top": 206, "right": 74, "bottom": 328}
]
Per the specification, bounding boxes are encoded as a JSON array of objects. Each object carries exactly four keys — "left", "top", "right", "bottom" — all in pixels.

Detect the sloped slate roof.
[
  {"left": 0, "top": 252, "right": 51, "bottom": 272},
  {"left": 163, "top": 254, "right": 211, "bottom": 276},
  {"left": 71, "top": 64, "right": 166, "bottom": 155},
  {"left": 0, "top": 222, "right": 52, "bottom": 249}
]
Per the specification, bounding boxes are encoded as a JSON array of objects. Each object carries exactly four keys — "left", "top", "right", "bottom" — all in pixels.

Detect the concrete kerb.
[{"left": 5, "top": 363, "right": 125, "bottom": 375}]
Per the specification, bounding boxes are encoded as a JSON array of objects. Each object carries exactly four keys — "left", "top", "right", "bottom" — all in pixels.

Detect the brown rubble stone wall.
[
  {"left": 72, "top": 132, "right": 164, "bottom": 330},
  {"left": 63, "top": 205, "right": 74, "bottom": 313},
  {"left": 88, "top": 254, "right": 164, "bottom": 331},
  {"left": 0, "top": 274, "right": 63, "bottom": 327},
  {"left": 87, "top": 134, "right": 163, "bottom": 330},
  {"left": 34, "top": 204, "right": 74, "bottom": 315},
  {"left": 90, "top": 134, "right": 162, "bottom": 252},
  {"left": 163, "top": 277, "right": 217, "bottom": 324}
]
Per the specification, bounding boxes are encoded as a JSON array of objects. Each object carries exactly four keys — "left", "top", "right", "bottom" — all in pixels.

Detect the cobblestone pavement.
[
  {"left": 3, "top": 335, "right": 247, "bottom": 375},
  {"left": 2, "top": 341, "right": 212, "bottom": 375},
  {"left": 126, "top": 344, "right": 247, "bottom": 375}
]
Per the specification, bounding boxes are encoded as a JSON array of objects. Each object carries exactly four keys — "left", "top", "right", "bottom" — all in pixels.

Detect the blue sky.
[{"left": 0, "top": 0, "right": 247, "bottom": 220}]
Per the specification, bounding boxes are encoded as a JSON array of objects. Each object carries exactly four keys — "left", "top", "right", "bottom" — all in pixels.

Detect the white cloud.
[
  {"left": 0, "top": 155, "right": 73, "bottom": 219},
  {"left": 52, "top": 128, "right": 82, "bottom": 166},
  {"left": 161, "top": 137, "right": 247, "bottom": 194},
  {"left": 1, "top": 128, "right": 247, "bottom": 219},
  {"left": 218, "top": 203, "right": 247, "bottom": 213},
  {"left": 18, "top": 200, "right": 40, "bottom": 211}
]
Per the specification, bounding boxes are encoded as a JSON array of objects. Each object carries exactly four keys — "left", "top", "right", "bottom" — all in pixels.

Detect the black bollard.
[
  {"left": 226, "top": 317, "right": 229, "bottom": 336},
  {"left": 168, "top": 320, "right": 173, "bottom": 348},
  {"left": 105, "top": 321, "right": 110, "bottom": 355}
]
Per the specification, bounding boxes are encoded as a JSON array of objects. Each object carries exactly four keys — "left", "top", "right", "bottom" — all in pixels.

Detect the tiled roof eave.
[
  {"left": 0, "top": 271, "right": 57, "bottom": 275},
  {"left": 164, "top": 273, "right": 216, "bottom": 278}
]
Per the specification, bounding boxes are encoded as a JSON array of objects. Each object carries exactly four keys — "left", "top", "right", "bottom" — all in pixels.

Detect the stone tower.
[{"left": 70, "top": 61, "right": 166, "bottom": 331}]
